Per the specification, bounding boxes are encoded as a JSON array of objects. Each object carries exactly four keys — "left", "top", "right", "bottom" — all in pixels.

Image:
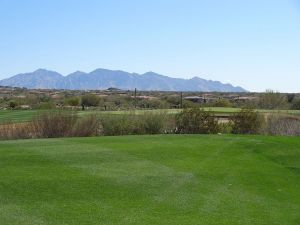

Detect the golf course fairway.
[{"left": 1, "top": 135, "right": 300, "bottom": 225}]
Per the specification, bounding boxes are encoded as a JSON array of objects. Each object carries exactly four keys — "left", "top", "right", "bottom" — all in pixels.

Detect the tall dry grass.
[
  {"left": 1, "top": 110, "right": 299, "bottom": 140},
  {"left": 263, "top": 114, "right": 300, "bottom": 136}
]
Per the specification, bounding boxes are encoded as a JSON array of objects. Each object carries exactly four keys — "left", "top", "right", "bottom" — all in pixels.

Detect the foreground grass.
[
  {"left": 1, "top": 135, "right": 300, "bottom": 225},
  {"left": 1, "top": 107, "right": 300, "bottom": 124}
]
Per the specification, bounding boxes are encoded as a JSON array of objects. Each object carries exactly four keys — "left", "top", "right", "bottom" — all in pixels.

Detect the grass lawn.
[
  {"left": 0, "top": 110, "right": 41, "bottom": 123},
  {"left": 1, "top": 107, "right": 300, "bottom": 124},
  {"left": 0, "top": 135, "right": 300, "bottom": 225}
]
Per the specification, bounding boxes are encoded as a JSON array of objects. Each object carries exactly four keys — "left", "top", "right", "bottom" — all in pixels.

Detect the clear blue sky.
[{"left": 0, "top": 0, "right": 300, "bottom": 92}]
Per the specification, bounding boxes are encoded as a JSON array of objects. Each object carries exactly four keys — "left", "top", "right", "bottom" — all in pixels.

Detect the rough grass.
[
  {"left": 0, "top": 135, "right": 300, "bottom": 225},
  {"left": 1, "top": 107, "right": 299, "bottom": 124}
]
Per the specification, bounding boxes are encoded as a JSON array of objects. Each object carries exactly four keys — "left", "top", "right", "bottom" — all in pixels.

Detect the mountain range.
[{"left": 0, "top": 68, "right": 246, "bottom": 92}]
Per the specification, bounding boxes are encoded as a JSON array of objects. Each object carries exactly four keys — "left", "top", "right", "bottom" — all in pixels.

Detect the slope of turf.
[{"left": 1, "top": 135, "right": 300, "bottom": 225}]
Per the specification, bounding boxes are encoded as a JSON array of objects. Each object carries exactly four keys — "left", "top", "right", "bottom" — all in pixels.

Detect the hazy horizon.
[{"left": 1, "top": 0, "right": 299, "bottom": 92}]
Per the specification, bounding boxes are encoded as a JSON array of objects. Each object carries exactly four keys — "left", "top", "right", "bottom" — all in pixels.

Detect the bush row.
[
  {"left": 1, "top": 109, "right": 299, "bottom": 140},
  {"left": 0, "top": 111, "right": 172, "bottom": 139},
  {"left": 0, "top": 112, "right": 100, "bottom": 139}
]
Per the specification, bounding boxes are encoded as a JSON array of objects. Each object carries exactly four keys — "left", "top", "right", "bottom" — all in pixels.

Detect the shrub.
[
  {"left": 37, "top": 102, "right": 56, "bottom": 110},
  {"left": 99, "top": 114, "right": 138, "bottom": 136},
  {"left": 0, "top": 112, "right": 104, "bottom": 140},
  {"left": 175, "top": 108, "right": 220, "bottom": 134},
  {"left": 71, "top": 114, "right": 101, "bottom": 137},
  {"left": 99, "top": 112, "right": 170, "bottom": 136},
  {"left": 65, "top": 97, "right": 80, "bottom": 106},
  {"left": 81, "top": 94, "right": 100, "bottom": 107},
  {"left": 9, "top": 101, "right": 17, "bottom": 109},
  {"left": 182, "top": 100, "right": 197, "bottom": 108},
  {"left": 0, "top": 122, "right": 32, "bottom": 140},
  {"left": 165, "top": 95, "right": 181, "bottom": 108},
  {"left": 258, "top": 90, "right": 287, "bottom": 109},
  {"left": 137, "top": 99, "right": 169, "bottom": 109},
  {"left": 230, "top": 109, "right": 263, "bottom": 134},
  {"left": 263, "top": 114, "right": 300, "bottom": 136},
  {"left": 287, "top": 94, "right": 295, "bottom": 103},
  {"left": 213, "top": 99, "right": 232, "bottom": 107},
  {"left": 32, "top": 111, "right": 77, "bottom": 138},
  {"left": 291, "top": 98, "right": 300, "bottom": 110},
  {"left": 218, "top": 122, "right": 232, "bottom": 134},
  {"left": 141, "top": 112, "right": 167, "bottom": 134}
]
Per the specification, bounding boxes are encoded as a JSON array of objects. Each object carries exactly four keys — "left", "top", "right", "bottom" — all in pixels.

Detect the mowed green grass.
[
  {"left": 1, "top": 107, "right": 300, "bottom": 124},
  {"left": 1, "top": 135, "right": 300, "bottom": 225},
  {"left": 0, "top": 110, "right": 41, "bottom": 123}
]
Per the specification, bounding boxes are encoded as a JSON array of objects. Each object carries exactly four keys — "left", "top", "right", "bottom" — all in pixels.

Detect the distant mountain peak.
[
  {"left": 142, "top": 71, "right": 166, "bottom": 78},
  {"left": 74, "top": 70, "right": 85, "bottom": 73},
  {"left": 33, "top": 68, "right": 59, "bottom": 74},
  {"left": 91, "top": 68, "right": 109, "bottom": 73},
  {"left": 0, "top": 68, "right": 247, "bottom": 92},
  {"left": 143, "top": 71, "right": 159, "bottom": 75},
  {"left": 69, "top": 71, "right": 86, "bottom": 76},
  {"left": 191, "top": 76, "right": 205, "bottom": 81}
]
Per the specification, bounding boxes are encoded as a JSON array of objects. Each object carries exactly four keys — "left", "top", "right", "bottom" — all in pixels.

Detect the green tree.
[
  {"left": 213, "top": 99, "right": 232, "bottom": 107},
  {"left": 287, "top": 94, "right": 295, "bottom": 103},
  {"left": 176, "top": 107, "right": 220, "bottom": 134},
  {"left": 81, "top": 94, "right": 100, "bottom": 107},
  {"left": 65, "top": 97, "right": 80, "bottom": 106},
  {"left": 230, "top": 109, "right": 263, "bottom": 134},
  {"left": 258, "top": 90, "right": 286, "bottom": 109},
  {"left": 291, "top": 98, "right": 300, "bottom": 110},
  {"left": 9, "top": 101, "right": 17, "bottom": 109}
]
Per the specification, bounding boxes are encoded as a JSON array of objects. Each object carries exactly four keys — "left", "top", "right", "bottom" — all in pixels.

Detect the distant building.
[
  {"left": 184, "top": 96, "right": 205, "bottom": 103},
  {"left": 233, "top": 96, "right": 258, "bottom": 102},
  {"left": 184, "top": 95, "right": 219, "bottom": 103}
]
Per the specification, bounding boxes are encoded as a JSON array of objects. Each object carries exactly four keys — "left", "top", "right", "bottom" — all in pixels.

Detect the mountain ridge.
[{"left": 0, "top": 68, "right": 247, "bottom": 92}]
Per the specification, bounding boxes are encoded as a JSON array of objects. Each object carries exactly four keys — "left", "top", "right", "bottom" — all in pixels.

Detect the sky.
[{"left": 0, "top": 0, "right": 300, "bottom": 92}]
